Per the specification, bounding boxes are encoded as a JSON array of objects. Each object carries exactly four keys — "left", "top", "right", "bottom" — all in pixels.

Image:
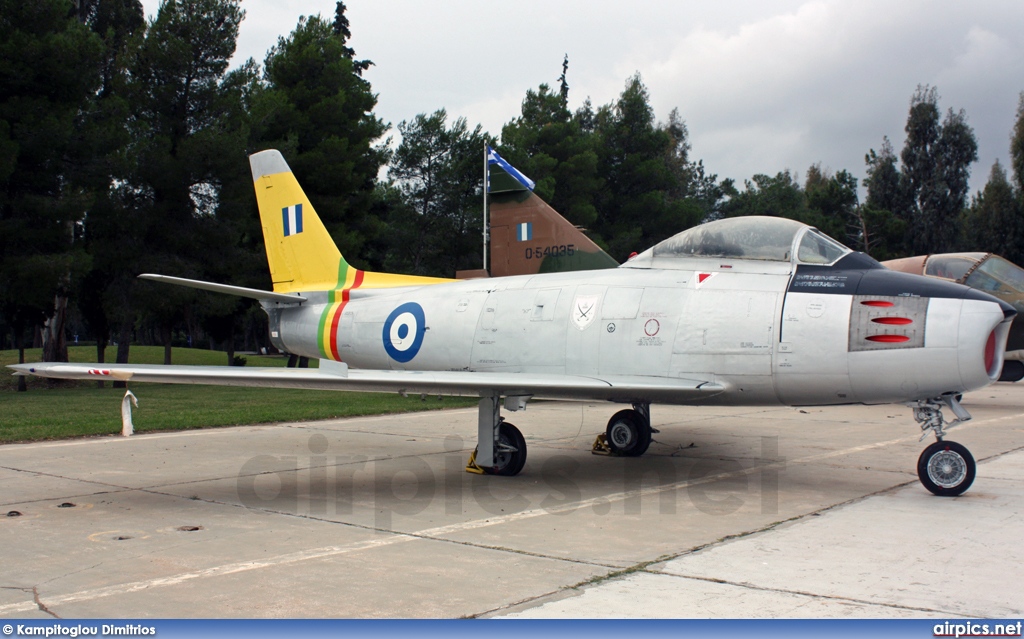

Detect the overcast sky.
[{"left": 144, "top": 0, "right": 1024, "bottom": 195}]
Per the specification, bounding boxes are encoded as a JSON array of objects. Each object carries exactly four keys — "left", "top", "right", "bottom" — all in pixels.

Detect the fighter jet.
[
  {"left": 884, "top": 252, "right": 1024, "bottom": 382},
  {"left": 10, "top": 150, "right": 1017, "bottom": 497}
]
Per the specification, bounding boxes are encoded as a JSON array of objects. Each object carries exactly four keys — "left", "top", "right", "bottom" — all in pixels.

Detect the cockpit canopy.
[{"left": 623, "top": 216, "right": 851, "bottom": 269}]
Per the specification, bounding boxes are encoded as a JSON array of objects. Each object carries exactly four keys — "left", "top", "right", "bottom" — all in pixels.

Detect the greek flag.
[
  {"left": 487, "top": 146, "right": 535, "bottom": 192},
  {"left": 516, "top": 222, "right": 533, "bottom": 242},
  {"left": 282, "top": 204, "right": 303, "bottom": 237}
]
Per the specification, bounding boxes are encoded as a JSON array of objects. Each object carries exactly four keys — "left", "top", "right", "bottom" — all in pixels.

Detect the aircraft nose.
[
  {"left": 963, "top": 287, "right": 1017, "bottom": 320},
  {"left": 998, "top": 299, "right": 1016, "bottom": 320}
]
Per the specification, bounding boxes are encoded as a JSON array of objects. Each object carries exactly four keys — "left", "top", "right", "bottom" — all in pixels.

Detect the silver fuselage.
[{"left": 266, "top": 254, "right": 1013, "bottom": 407}]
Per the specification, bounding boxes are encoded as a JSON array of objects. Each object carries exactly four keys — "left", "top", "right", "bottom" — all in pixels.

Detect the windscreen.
[
  {"left": 797, "top": 229, "right": 850, "bottom": 264},
  {"left": 925, "top": 255, "right": 980, "bottom": 281},
  {"left": 651, "top": 216, "right": 807, "bottom": 262},
  {"left": 966, "top": 256, "right": 1024, "bottom": 294}
]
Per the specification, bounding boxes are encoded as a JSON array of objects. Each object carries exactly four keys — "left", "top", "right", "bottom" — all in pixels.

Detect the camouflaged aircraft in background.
[
  {"left": 885, "top": 253, "right": 1024, "bottom": 382},
  {"left": 11, "top": 150, "right": 1017, "bottom": 497},
  {"left": 480, "top": 152, "right": 617, "bottom": 278}
]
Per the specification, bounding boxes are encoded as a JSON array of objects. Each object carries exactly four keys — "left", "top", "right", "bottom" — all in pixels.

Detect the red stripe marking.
[
  {"left": 871, "top": 317, "right": 913, "bottom": 325},
  {"left": 866, "top": 334, "right": 910, "bottom": 343},
  {"left": 329, "top": 270, "right": 365, "bottom": 361},
  {"left": 328, "top": 304, "right": 343, "bottom": 361},
  {"left": 861, "top": 300, "right": 894, "bottom": 307}
]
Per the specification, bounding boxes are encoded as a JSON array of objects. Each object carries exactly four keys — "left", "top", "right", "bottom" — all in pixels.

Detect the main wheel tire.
[
  {"left": 917, "top": 440, "right": 976, "bottom": 496},
  {"left": 485, "top": 422, "right": 527, "bottom": 476},
  {"left": 605, "top": 409, "right": 652, "bottom": 457}
]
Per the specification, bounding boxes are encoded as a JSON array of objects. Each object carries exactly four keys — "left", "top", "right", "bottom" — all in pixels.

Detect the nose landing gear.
[{"left": 909, "top": 394, "right": 976, "bottom": 496}]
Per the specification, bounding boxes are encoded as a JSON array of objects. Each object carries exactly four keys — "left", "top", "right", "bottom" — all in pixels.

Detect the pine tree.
[
  {"left": 0, "top": 0, "right": 103, "bottom": 383},
  {"left": 255, "top": 13, "right": 388, "bottom": 263},
  {"left": 592, "top": 74, "right": 704, "bottom": 259},
  {"left": 119, "top": 0, "right": 252, "bottom": 365},
  {"left": 331, "top": 2, "right": 371, "bottom": 75},
  {"left": 75, "top": 0, "right": 147, "bottom": 373},
  {"left": 899, "top": 85, "right": 978, "bottom": 254},
  {"left": 965, "top": 161, "right": 1024, "bottom": 264},
  {"left": 387, "top": 110, "right": 493, "bottom": 276},
  {"left": 1011, "top": 92, "right": 1024, "bottom": 198}
]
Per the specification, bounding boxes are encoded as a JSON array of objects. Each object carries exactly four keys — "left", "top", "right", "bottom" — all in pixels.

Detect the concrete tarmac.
[{"left": 1, "top": 383, "right": 1022, "bottom": 618}]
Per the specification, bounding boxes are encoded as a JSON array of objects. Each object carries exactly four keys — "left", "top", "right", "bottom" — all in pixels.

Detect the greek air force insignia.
[
  {"left": 282, "top": 203, "right": 303, "bottom": 237},
  {"left": 383, "top": 302, "right": 426, "bottom": 362},
  {"left": 571, "top": 294, "right": 601, "bottom": 331}
]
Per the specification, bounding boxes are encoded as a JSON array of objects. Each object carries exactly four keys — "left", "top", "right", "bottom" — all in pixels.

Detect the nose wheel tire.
[
  {"left": 484, "top": 422, "right": 527, "bottom": 476},
  {"left": 917, "top": 440, "right": 976, "bottom": 496},
  {"left": 605, "top": 409, "right": 652, "bottom": 457}
]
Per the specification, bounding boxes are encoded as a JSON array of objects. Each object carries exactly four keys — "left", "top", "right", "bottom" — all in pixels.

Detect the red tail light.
[
  {"left": 861, "top": 300, "right": 895, "bottom": 307},
  {"left": 866, "top": 335, "right": 911, "bottom": 343}
]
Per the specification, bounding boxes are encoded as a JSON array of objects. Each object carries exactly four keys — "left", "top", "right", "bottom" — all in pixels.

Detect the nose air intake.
[
  {"left": 988, "top": 297, "right": 1015, "bottom": 381},
  {"left": 985, "top": 330, "right": 997, "bottom": 377},
  {"left": 971, "top": 296, "right": 1015, "bottom": 383}
]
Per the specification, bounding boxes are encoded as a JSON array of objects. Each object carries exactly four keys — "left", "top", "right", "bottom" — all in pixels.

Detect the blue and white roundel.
[{"left": 382, "top": 302, "right": 426, "bottom": 363}]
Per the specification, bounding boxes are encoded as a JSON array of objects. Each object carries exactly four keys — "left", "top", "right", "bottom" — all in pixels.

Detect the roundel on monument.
[{"left": 382, "top": 302, "right": 426, "bottom": 363}]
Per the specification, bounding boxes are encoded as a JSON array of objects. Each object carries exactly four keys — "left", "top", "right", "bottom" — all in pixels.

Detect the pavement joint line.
[
  {"left": 0, "top": 426, "right": 286, "bottom": 450},
  {"left": 2, "top": 408, "right": 1021, "bottom": 616},
  {"left": 0, "top": 464, "right": 141, "bottom": 493},
  {"left": 482, "top": 554, "right": 683, "bottom": 617},
  {"left": 0, "top": 535, "right": 419, "bottom": 615},
  {"left": 0, "top": 489, "right": 130, "bottom": 509},
  {"left": 648, "top": 571, "right": 971, "bottom": 617},
  {"left": 137, "top": 485, "right": 625, "bottom": 572},
  {"left": 0, "top": 407, "right": 482, "bottom": 452},
  {"left": 469, "top": 586, "right": 587, "bottom": 619}
]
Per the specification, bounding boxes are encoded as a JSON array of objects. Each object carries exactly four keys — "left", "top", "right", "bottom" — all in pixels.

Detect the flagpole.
[{"left": 483, "top": 144, "right": 489, "bottom": 273}]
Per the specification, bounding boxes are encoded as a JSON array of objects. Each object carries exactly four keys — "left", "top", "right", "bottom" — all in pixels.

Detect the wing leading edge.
[{"left": 9, "top": 362, "right": 723, "bottom": 404}]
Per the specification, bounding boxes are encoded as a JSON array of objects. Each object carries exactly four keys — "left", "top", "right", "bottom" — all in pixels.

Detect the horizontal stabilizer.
[
  {"left": 138, "top": 274, "right": 306, "bottom": 304},
  {"left": 9, "top": 362, "right": 723, "bottom": 404}
]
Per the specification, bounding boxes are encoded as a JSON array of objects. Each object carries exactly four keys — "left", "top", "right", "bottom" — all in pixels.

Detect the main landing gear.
[
  {"left": 467, "top": 397, "right": 658, "bottom": 475},
  {"left": 593, "top": 403, "right": 656, "bottom": 457},
  {"left": 607, "top": 404, "right": 652, "bottom": 456},
  {"left": 467, "top": 394, "right": 529, "bottom": 476},
  {"left": 910, "top": 393, "right": 977, "bottom": 496}
]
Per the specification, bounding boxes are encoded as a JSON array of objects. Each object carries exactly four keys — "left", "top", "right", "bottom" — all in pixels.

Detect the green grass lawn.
[{"left": 1, "top": 346, "right": 476, "bottom": 443}]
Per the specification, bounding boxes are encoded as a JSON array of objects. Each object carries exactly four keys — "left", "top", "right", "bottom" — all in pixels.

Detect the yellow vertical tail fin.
[
  {"left": 249, "top": 150, "right": 348, "bottom": 293},
  {"left": 248, "top": 149, "right": 452, "bottom": 295}
]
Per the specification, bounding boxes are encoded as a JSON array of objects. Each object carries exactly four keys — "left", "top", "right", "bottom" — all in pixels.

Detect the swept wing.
[{"left": 9, "top": 362, "right": 723, "bottom": 404}]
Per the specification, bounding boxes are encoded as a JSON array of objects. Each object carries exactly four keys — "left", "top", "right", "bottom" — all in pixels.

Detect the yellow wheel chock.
[
  {"left": 465, "top": 449, "right": 486, "bottom": 474},
  {"left": 592, "top": 433, "right": 615, "bottom": 456}
]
